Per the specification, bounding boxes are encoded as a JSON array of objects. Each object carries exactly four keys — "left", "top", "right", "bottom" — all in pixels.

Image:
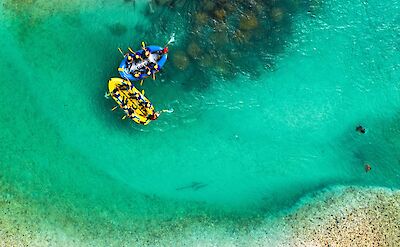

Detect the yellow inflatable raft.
[{"left": 108, "top": 78, "right": 155, "bottom": 125}]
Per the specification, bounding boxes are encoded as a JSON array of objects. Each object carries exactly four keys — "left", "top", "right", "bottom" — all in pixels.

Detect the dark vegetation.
[{"left": 133, "top": 0, "right": 317, "bottom": 89}]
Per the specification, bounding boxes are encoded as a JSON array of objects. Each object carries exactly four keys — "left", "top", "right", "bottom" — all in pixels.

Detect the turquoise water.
[{"left": 1, "top": 0, "right": 400, "bottom": 244}]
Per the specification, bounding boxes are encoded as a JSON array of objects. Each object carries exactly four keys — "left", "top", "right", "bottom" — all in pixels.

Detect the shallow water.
[{"left": 1, "top": 0, "right": 400, "bottom": 243}]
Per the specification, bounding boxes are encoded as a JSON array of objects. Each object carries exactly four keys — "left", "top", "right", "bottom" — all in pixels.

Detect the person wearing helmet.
[
  {"left": 148, "top": 111, "right": 161, "bottom": 121},
  {"left": 128, "top": 91, "right": 138, "bottom": 100},
  {"left": 119, "top": 83, "right": 129, "bottom": 90},
  {"left": 127, "top": 107, "right": 135, "bottom": 116},
  {"left": 145, "top": 66, "right": 152, "bottom": 76},
  {"left": 126, "top": 54, "right": 134, "bottom": 64},
  {"left": 133, "top": 52, "right": 142, "bottom": 62},
  {"left": 153, "top": 47, "right": 168, "bottom": 62},
  {"left": 133, "top": 91, "right": 140, "bottom": 100},
  {"left": 112, "top": 87, "right": 119, "bottom": 95},
  {"left": 133, "top": 70, "right": 141, "bottom": 78},
  {"left": 142, "top": 47, "right": 151, "bottom": 58},
  {"left": 148, "top": 62, "right": 159, "bottom": 73},
  {"left": 138, "top": 99, "right": 151, "bottom": 109},
  {"left": 120, "top": 96, "right": 128, "bottom": 108}
]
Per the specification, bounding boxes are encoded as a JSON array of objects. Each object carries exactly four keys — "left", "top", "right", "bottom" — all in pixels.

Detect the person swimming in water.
[
  {"left": 356, "top": 125, "right": 366, "bottom": 134},
  {"left": 364, "top": 163, "right": 372, "bottom": 172}
]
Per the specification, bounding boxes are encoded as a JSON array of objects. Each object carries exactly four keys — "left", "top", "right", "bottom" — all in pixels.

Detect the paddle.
[
  {"left": 118, "top": 47, "right": 124, "bottom": 56},
  {"left": 161, "top": 109, "right": 174, "bottom": 114}
]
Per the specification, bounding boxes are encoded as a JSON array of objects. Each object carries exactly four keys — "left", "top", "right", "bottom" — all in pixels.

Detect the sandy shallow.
[
  {"left": 248, "top": 186, "right": 400, "bottom": 247},
  {"left": 1, "top": 185, "right": 398, "bottom": 246}
]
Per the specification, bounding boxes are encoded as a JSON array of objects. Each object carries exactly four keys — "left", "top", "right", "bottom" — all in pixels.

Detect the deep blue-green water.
[{"left": 0, "top": 0, "right": 399, "bottom": 244}]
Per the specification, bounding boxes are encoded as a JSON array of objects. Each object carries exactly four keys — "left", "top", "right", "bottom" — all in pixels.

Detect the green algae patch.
[
  {"left": 3, "top": 0, "right": 94, "bottom": 17},
  {"left": 143, "top": 0, "right": 321, "bottom": 89},
  {"left": 2, "top": 0, "right": 96, "bottom": 42}
]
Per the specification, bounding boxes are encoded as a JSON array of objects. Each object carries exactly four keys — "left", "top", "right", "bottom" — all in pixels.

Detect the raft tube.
[
  {"left": 108, "top": 78, "right": 155, "bottom": 125},
  {"left": 118, "top": 45, "right": 168, "bottom": 81}
]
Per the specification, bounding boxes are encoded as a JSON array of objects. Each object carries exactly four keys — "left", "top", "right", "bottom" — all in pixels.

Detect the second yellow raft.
[{"left": 108, "top": 78, "right": 155, "bottom": 125}]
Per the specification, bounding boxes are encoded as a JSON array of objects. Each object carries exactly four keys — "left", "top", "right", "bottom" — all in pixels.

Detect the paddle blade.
[
  {"left": 122, "top": 115, "right": 127, "bottom": 120},
  {"left": 111, "top": 105, "right": 119, "bottom": 111},
  {"left": 167, "top": 33, "right": 175, "bottom": 45},
  {"left": 128, "top": 47, "right": 134, "bottom": 53},
  {"left": 140, "top": 80, "right": 144, "bottom": 86},
  {"left": 141, "top": 90, "right": 145, "bottom": 95},
  {"left": 141, "top": 41, "right": 146, "bottom": 48},
  {"left": 162, "top": 109, "right": 174, "bottom": 113},
  {"left": 118, "top": 47, "right": 124, "bottom": 55},
  {"left": 152, "top": 73, "right": 156, "bottom": 80}
]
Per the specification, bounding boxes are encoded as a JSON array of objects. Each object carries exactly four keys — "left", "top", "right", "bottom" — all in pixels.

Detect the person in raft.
[
  {"left": 144, "top": 109, "right": 173, "bottom": 122},
  {"left": 151, "top": 47, "right": 168, "bottom": 62},
  {"left": 126, "top": 54, "right": 134, "bottom": 64},
  {"left": 125, "top": 52, "right": 141, "bottom": 64},
  {"left": 132, "top": 70, "right": 141, "bottom": 79},
  {"left": 148, "top": 62, "right": 159, "bottom": 73},
  {"left": 156, "top": 47, "right": 168, "bottom": 56},
  {"left": 142, "top": 47, "right": 151, "bottom": 58},
  {"left": 148, "top": 111, "right": 161, "bottom": 121},
  {"left": 138, "top": 101, "right": 152, "bottom": 110},
  {"left": 134, "top": 52, "right": 142, "bottom": 62}
]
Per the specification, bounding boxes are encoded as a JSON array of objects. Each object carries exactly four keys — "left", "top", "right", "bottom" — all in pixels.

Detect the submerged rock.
[
  {"left": 239, "top": 14, "right": 258, "bottom": 31},
  {"left": 187, "top": 42, "right": 201, "bottom": 59},
  {"left": 210, "top": 31, "right": 228, "bottom": 46},
  {"left": 147, "top": 0, "right": 310, "bottom": 89},
  {"left": 198, "top": 54, "right": 214, "bottom": 68},
  {"left": 195, "top": 12, "right": 208, "bottom": 25},
  {"left": 108, "top": 23, "right": 128, "bottom": 36},
  {"left": 271, "top": 7, "right": 284, "bottom": 22},
  {"left": 213, "top": 9, "right": 226, "bottom": 21},
  {"left": 173, "top": 51, "right": 189, "bottom": 70},
  {"left": 154, "top": 0, "right": 172, "bottom": 6},
  {"left": 202, "top": 0, "right": 215, "bottom": 12}
]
